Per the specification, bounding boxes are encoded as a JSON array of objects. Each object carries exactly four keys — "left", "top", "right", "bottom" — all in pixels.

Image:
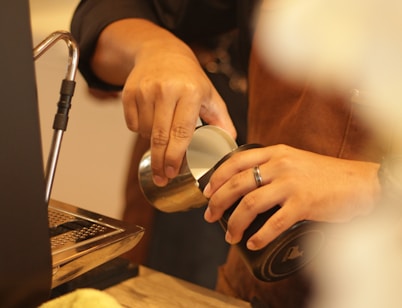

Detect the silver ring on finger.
[{"left": 253, "top": 165, "right": 263, "bottom": 188}]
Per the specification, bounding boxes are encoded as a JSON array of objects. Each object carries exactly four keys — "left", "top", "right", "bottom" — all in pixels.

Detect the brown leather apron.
[{"left": 215, "top": 43, "right": 390, "bottom": 307}]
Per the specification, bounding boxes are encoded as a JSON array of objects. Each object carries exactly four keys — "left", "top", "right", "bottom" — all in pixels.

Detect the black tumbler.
[{"left": 198, "top": 144, "right": 326, "bottom": 282}]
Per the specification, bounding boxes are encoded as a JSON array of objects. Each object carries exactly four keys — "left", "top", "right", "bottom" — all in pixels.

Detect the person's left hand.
[{"left": 203, "top": 144, "right": 381, "bottom": 250}]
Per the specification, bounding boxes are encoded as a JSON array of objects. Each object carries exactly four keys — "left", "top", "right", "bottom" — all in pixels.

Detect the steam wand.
[{"left": 33, "top": 31, "right": 79, "bottom": 205}]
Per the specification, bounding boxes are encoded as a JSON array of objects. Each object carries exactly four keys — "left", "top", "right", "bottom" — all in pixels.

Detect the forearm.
[{"left": 91, "top": 18, "right": 198, "bottom": 87}]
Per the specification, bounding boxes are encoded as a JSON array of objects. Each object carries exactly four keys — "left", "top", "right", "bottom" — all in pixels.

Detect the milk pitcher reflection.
[{"left": 138, "top": 126, "right": 326, "bottom": 282}]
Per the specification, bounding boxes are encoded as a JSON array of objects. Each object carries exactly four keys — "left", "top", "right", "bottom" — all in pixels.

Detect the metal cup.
[{"left": 138, "top": 125, "right": 238, "bottom": 212}]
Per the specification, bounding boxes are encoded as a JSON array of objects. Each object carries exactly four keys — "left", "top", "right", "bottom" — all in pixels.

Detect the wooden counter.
[{"left": 105, "top": 266, "right": 251, "bottom": 307}]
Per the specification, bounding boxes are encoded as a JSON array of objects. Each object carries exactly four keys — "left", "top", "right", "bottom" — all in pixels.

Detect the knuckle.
[
  {"left": 208, "top": 194, "right": 220, "bottom": 209},
  {"left": 122, "top": 86, "right": 135, "bottom": 102},
  {"left": 229, "top": 153, "right": 244, "bottom": 166},
  {"left": 181, "top": 81, "right": 198, "bottom": 93},
  {"left": 171, "top": 125, "right": 192, "bottom": 140},
  {"left": 275, "top": 143, "right": 290, "bottom": 153},
  {"left": 155, "top": 79, "right": 192, "bottom": 98},
  {"left": 208, "top": 195, "right": 225, "bottom": 213},
  {"left": 125, "top": 118, "right": 138, "bottom": 132},
  {"left": 273, "top": 154, "right": 293, "bottom": 173},
  {"left": 138, "top": 77, "right": 156, "bottom": 92},
  {"left": 151, "top": 129, "right": 169, "bottom": 147},
  {"left": 241, "top": 194, "right": 258, "bottom": 212},
  {"left": 228, "top": 175, "right": 242, "bottom": 191},
  {"left": 269, "top": 214, "right": 286, "bottom": 233},
  {"left": 151, "top": 163, "right": 163, "bottom": 176}
]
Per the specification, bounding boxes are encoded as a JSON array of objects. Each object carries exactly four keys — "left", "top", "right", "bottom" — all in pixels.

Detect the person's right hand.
[
  {"left": 92, "top": 19, "right": 236, "bottom": 186},
  {"left": 122, "top": 36, "right": 236, "bottom": 186}
]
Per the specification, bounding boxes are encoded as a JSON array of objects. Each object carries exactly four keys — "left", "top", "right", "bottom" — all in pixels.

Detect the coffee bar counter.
[
  {"left": 105, "top": 266, "right": 251, "bottom": 307},
  {"left": 45, "top": 259, "right": 251, "bottom": 307}
]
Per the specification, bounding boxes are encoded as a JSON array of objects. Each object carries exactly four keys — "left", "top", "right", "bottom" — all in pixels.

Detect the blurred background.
[
  {"left": 256, "top": 1, "right": 402, "bottom": 307},
  {"left": 30, "top": 0, "right": 134, "bottom": 219}
]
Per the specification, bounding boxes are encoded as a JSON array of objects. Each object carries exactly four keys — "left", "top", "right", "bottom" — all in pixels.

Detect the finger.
[
  {"left": 150, "top": 95, "right": 177, "bottom": 186},
  {"left": 135, "top": 86, "right": 156, "bottom": 138},
  {"left": 121, "top": 87, "right": 140, "bottom": 132},
  {"left": 246, "top": 203, "right": 301, "bottom": 250},
  {"left": 163, "top": 95, "right": 200, "bottom": 179},
  {"left": 205, "top": 148, "right": 271, "bottom": 198},
  {"left": 226, "top": 181, "right": 285, "bottom": 245},
  {"left": 205, "top": 166, "right": 265, "bottom": 223},
  {"left": 199, "top": 88, "right": 237, "bottom": 139}
]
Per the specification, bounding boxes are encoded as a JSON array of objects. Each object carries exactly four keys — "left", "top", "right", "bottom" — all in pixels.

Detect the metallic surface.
[
  {"left": 138, "top": 125, "right": 237, "bottom": 212},
  {"left": 49, "top": 199, "right": 144, "bottom": 288}
]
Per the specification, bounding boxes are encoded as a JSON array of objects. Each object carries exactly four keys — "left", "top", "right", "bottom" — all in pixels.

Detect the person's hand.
[
  {"left": 203, "top": 144, "right": 381, "bottom": 250},
  {"left": 122, "top": 40, "right": 235, "bottom": 186},
  {"left": 91, "top": 19, "right": 236, "bottom": 187}
]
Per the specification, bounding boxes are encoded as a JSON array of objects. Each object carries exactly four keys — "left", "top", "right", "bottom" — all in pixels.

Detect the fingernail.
[
  {"left": 225, "top": 231, "right": 233, "bottom": 244},
  {"left": 204, "top": 207, "right": 213, "bottom": 222},
  {"left": 165, "top": 165, "right": 176, "bottom": 178},
  {"left": 153, "top": 175, "right": 167, "bottom": 187},
  {"left": 247, "top": 240, "right": 257, "bottom": 250},
  {"left": 203, "top": 183, "right": 211, "bottom": 198}
]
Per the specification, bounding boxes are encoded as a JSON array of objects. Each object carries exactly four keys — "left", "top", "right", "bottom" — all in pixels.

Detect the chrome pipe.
[
  {"left": 33, "top": 31, "right": 79, "bottom": 205},
  {"left": 33, "top": 30, "right": 79, "bottom": 81}
]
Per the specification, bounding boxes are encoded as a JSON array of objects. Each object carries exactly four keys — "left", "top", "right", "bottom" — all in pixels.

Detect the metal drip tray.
[{"left": 48, "top": 199, "right": 144, "bottom": 288}]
